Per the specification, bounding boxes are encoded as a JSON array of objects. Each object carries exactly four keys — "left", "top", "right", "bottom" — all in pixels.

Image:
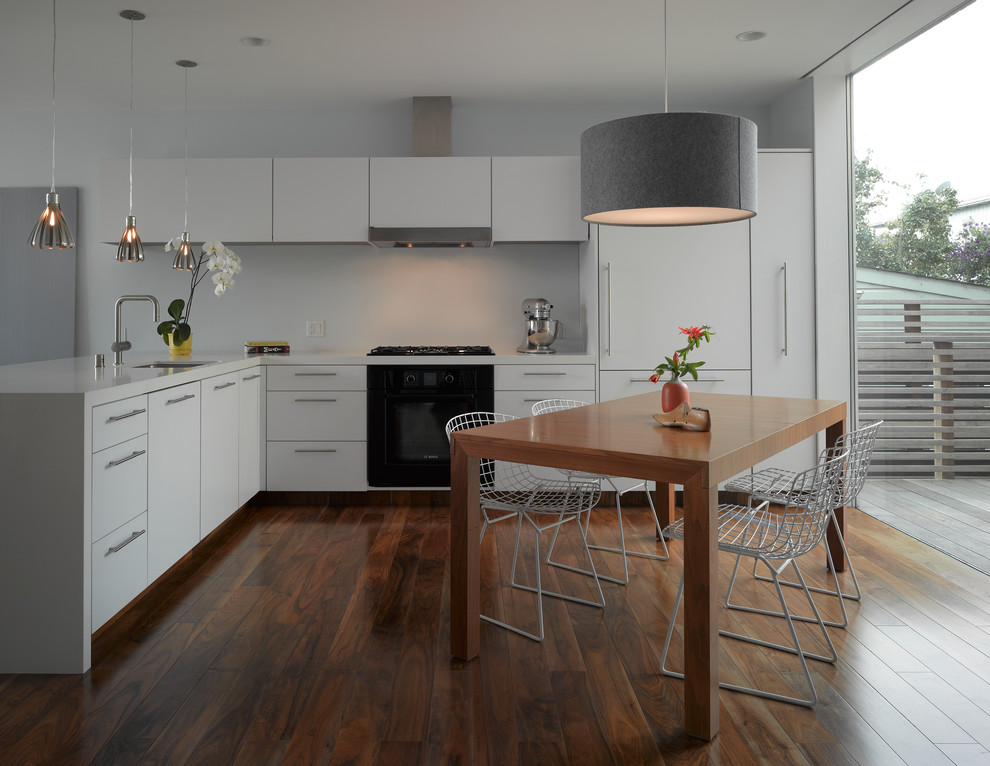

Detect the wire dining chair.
[
  {"left": 445, "top": 411, "right": 605, "bottom": 642},
  {"left": 531, "top": 399, "right": 669, "bottom": 585}
]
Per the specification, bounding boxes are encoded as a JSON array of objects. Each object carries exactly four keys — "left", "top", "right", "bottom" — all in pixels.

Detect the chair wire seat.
[
  {"left": 723, "top": 420, "right": 882, "bottom": 628},
  {"left": 659, "top": 448, "right": 849, "bottom": 707},
  {"left": 445, "top": 411, "right": 605, "bottom": 642},
  {"left": 531, "top": 399, "right": 669, "bottom": 585}
]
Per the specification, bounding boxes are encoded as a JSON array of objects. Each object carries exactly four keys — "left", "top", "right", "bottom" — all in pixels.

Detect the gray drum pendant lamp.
[
  {"left": 172, "top": 60, "right": 198, "bottom": 271},
  {"left": 29, "top": 0, "right": 74, "bottom": 250},
  {"left": 580, "top": 0, "right": 757, "bottom": 226},
  {"left": 116, "top": 10, "right": 146, "bottom": 262}
]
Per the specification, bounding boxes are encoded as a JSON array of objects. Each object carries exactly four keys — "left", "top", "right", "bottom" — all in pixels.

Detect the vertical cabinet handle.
[
  {"left": 606, "top": 261, "right": 612, "bottom": 357},
  {"left": 781, "top": 262, "right": 789, "bottom": 356}
]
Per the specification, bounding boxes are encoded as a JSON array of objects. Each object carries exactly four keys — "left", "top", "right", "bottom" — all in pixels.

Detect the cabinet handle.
[
  {"left": 294, "top": 397, "right": 338, "bottom": 403},
  {"left": 107, "top": 408, "right": 146, "bottom": 423},
  {"left": 522, "top": 398, "right": 545, "bottom": 402},
  {"left": 214, "top": 381, "right": 236, "bottom": 391},
  {"left": 628, "top": 377, "right": 724, "bottom": 383},
  {"left": 606, "top": 261, "right": 612, "bottom": 357},
  {"left": 242, "top": 374, "right": 261, "bottom": 381},
  {"left": 628, "top": 378, "right": 654, "bottom": 383},
  {"left": 166, "top": 394, "right": 196, "bottom": 406},
  {"left": 106, "top": 528, "right": 146, "bottom": 555},
  {"left": 294, "top": 372, "right": 337, "bottom": 376},
  {"left": 523, "top": 372, "right": 566, "bottom": 376},
  {"left": 107, "top": 449, "right": 145, "bottom": 468},
  {"left": 781, "top": 262, "right": 789, "bottom": 357},
  {"left": 294, "top": 448, "right": 338, "bottom": 453}
]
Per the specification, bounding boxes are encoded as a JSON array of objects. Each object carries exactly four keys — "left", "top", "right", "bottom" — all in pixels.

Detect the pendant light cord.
[
  {"left": 183, "top": 66, "right": 189, "bottom": 232},
  {"left": 128, "top": 16, "right": 135, "bottom": 216},
  {"left": 49, "top": 0, "right": 57, "bottom": 193},
  {"left": 663, "top": 0, "right": 668, "bottom": 114}
]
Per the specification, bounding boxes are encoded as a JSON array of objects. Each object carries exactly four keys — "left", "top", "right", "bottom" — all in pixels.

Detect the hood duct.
[{"left": 369, "top": 97, "right": 493, "bottom": 248}]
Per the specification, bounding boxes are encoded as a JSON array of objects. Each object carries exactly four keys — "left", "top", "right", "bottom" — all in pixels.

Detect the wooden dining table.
[{"left": 448, "top": 390, "right": 847, "bottom": 740}]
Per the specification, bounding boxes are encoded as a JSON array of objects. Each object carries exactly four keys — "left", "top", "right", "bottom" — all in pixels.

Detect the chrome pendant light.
[
  {"left": 580, "top": 0, "right": 757, "bottom": 226},
  {"left": 172, "top": 60, "right": 198, "bottom": 271},
  {"left": 29, "top": 0, "right": 74, "bottom": 250},
  {"left": 116, "top": 10, "right": 146, "bottom": 262}
]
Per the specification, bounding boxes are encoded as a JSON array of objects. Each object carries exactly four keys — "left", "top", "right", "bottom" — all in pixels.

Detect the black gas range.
[{"left": 368, "top": 345, "right": 495, "bottom": 356}]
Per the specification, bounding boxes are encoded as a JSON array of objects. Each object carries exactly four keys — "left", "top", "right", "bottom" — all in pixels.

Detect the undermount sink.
[{"left": 134, "top": 361, "right": 215, "bottom": 369}]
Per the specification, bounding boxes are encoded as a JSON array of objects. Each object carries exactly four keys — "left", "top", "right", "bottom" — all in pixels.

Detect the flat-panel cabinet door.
[
  {"left": 238, "top": 369, "right": 264, "bottom": 506},
  {"left": 598, "top": 221, "right": 751, "bottom": 372},
  {"left": 201, "top": 372, "right": 239, "bottom": 538},
  {"left": 370, "top": 157, "right": 491, "bottom": 228},
  {"left": 751, "top": 151, "right": 817, "bottom": 473},
  {"left": 148, "top": 382, "right": 201, "bottom": 582},
  {"left": 491, "top": 157, "right": 587, "bottom": 242},
  {"left": 273, "top": 158, "right": 370, "bottom": 243}
]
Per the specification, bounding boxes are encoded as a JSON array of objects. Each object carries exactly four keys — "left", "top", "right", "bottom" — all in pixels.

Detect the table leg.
[
  {"left": 680, "top": 472, "right": 719, "bottom": 740},
  {"left": 450, "top": 443, "right": 480, "bottom": 660},
  {"left": 825, "top": 419, "right": 847, "bottom": 573},
  {"left": 654, "top": 481, "right": 676, "bottom": 539}
]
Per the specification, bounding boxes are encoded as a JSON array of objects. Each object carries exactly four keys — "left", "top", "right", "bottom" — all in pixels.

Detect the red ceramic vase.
[{"left": 661, "top": 377, "right": 690, "bottom": 413}]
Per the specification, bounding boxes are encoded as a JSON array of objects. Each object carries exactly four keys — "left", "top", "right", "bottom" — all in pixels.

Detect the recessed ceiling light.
[
  {"left": 735, "top": 30, "right": 767, "bottom": 42},
  {"left": 240, "top": 36, "right": 271, "bottom": 47}
]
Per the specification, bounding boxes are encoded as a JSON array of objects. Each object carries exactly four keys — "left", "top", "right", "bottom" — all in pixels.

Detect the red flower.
[
  {"left": 672, "top": 352, "right": 679, "bottom": 364},
  {"left": 679, "top": 326, "right": 705, "bottom": 340},
  {"left": 649, "top": 373, "right": 660, "bottom": 383}
]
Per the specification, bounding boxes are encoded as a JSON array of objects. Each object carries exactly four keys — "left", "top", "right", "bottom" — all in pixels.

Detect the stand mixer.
[{"left": 517, "top": 298, "right": 564, "bottom": 354}]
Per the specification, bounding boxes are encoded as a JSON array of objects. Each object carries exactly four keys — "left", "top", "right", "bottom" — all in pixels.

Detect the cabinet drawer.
[
  {"left": 267, "top": 391, "right": 366, "bottom": 440},
  {"left": 267, "top": 441, "right": 367, "bottom": 491},
  {"left": 495, "top": 390, "right": 596, "bottom": 420},
  {"left": 92, "top": 512, "right": 148, "bottom": 630},
  {"left": 267, "top": 365, "right": 366, "bottom": 391},
  {"left": 92, "top": 395, "right": 148, "bottom": 452},
  {"left": 92, "top": 434, "right": 148, "bottom": 542},
  {"left": 600, "top": 370, "right": 751, "bottom": 402},
  {"left": 495, "top": 364, "right": 595, "bottom": 391}
]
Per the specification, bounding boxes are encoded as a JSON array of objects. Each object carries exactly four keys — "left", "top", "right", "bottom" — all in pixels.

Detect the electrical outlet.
[{"left": 305, "top": 320, "right": 325, "bottom": 338}]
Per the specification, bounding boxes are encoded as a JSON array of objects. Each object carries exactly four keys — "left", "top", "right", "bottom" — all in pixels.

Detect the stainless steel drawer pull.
[
  {"left": 107, "top": 408, "right": 146, "bottom": 422},
  {"left": 523, "top": 398, "right": 545, "bottom": 402},
  {"left": 214, "top": 381, "right": 236, "bottom": 390},
  {"left": 628, "top": 378, "right": 653, "bottom": 383},
  {"left": 294, "top": 448, "right": 338, "bottom": 453},
  {"left": 523, "top": 372, "right": 567, "bottom": 376},
  {"left": 166, "top": 394, "right": 196, "bottom": 405},
  {"left": 294, "top": 372, "right": 337, "bottom": 376},
  {"left": 242, "top": 374, "right": 261, "bottom": 381},
  {"left": 106, "top": 528, "right": 146, "bottom": 555},
  {"left": 294, "top": 397, "right": 338, "bottom": 403},
  {"left": 107, "top": 449, "right": 145, "bottom": 468}
]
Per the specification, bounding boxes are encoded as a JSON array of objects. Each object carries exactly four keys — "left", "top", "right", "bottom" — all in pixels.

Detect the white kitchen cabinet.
[
  {"left": 238, "top": 369, "right": 265, "bottom": 507},
  {"left": 200, "top": 371, "right": 240, "bottom": 537},
  {"left": 750, "top": 150, "right": 817, "bottom": 471},
  {"left": 147, "top": 382, "right": 201, "bottom": 582},
  {"left": 273, "top": 158, "right": 370, "bottom": 243},
  {"left": 491, "top": 157, "right": 587, "bottom": 243},
  {"left": 266, "top": 365, "right": 367, "bottom": 491},
  {"left": 92, "top": 513, "right": 148, "bottom": 630},
  {"left": 92, "top": 433, "right": 148, "bottom": 543},
  {"left": 99, "top": 158, "right": 273, "bottom": 244},
  {"left": 599, "top": 369, "right": 751, "bottom": 403},
  {"left": 369, "top": 157, "right": 491, "bottom": 228},
  {"left": 494, "top": 363, "right": 596, "bottom": 418},
  {"left": 597, "top": 221, "right": 751, "bottom": 372}
]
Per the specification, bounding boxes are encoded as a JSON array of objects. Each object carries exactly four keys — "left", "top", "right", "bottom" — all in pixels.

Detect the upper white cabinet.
[
  {"left": 598, "top": 220, "right": 752, "bottom": 372},
  {"left": 273, "top": 158, "right": 369, "bottom": 243},
  {"left": 492, "top": 157, "right": 587, "bottom": 243},
  {"left": 369, "top": 157, "right": 491, "bottom": 228},
  {"left": 99, "top": 158, "right": 273, "bottom": 244}
]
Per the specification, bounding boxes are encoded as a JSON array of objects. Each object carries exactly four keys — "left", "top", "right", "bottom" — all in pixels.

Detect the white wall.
[{"left": 0, "top": 99, "right": 792, "bottom": 359}]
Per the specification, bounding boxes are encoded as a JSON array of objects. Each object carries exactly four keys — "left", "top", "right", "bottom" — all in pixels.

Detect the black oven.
[{"left": 367, "top": 365, "right": 494, "bottom": 487}]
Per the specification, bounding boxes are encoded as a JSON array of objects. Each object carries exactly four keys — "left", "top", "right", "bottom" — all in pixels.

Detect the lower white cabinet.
[
  {"left": 148, "top": 382, "right": 201, "bottom": 582},
  {"left": 92, "top": 513, "right": 148, "bottom": 630},
  {"left": 238, "top": 369, "right": 265, "bottom": 506},
  {"left": 494, "top": 363, "right": 596, "bottom": 418},
  {"left": 91, "top": 433, "right": 148, "bottom": 543},
  {"left": 495, "top": 389, "right": 597, "bottom": 419},
  {"left": 599, "top": 369, "right": 752, "bottom": 402},
  {"left": 267, "top": 441, "right": 367, "bottom": 491},
  {"left": 201, "top": 372, "right": 240, "bottom": 537}
]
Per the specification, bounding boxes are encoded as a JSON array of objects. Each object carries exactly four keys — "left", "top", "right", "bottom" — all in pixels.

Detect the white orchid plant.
[{"left": 158, "top": 238, "right": 243, "bottom": 346}]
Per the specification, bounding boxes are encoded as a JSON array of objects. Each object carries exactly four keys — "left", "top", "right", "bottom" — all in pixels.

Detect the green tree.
[
  {"left": 853, "top": 152, "right": 903, "bottom": 271},
  {"left": 886, "top": 182, "right": 959, "bottom": 276}
]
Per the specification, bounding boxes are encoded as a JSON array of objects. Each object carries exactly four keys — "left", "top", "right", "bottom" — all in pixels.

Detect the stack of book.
[{"left": 244, "top": 341, "right": 290, "bottom": 354}]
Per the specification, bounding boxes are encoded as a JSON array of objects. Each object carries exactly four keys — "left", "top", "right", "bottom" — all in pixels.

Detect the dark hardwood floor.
[{"left": 2, "top": 496, "right": 989, "bottom": 765}]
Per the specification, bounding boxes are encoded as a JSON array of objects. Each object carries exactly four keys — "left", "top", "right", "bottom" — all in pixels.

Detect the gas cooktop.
[{"left": 368, "top": 345, "right": 495, "bottom": 356}]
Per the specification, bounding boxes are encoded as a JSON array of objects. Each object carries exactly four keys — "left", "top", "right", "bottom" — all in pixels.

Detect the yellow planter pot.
[{"left": 167, "top": 332, "right": 193, "bottom": 356}]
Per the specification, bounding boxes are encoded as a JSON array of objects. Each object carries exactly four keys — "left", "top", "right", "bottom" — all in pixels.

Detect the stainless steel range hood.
[
  {"left": 368, "top": 226, "right": 492, "bottom": 248},
  {"left": 368, "top": 97, "right": 493, "bottom": 249}
]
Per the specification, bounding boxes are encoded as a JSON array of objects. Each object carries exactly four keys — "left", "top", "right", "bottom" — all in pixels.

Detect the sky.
[{"left": 852, "top": 0, "right": 990, "bottom": 218}]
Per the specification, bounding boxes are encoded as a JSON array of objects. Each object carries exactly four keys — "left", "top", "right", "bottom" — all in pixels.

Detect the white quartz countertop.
[{"left": 0, "top": 348, "right": 596, "bottom": 403}]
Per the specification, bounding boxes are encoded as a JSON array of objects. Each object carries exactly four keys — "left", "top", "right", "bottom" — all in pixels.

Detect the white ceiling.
[{"left": 0, "top": 0, "right": 927, "bottom": 113}]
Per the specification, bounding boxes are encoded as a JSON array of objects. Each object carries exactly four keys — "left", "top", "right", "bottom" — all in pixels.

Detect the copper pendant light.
[{"left": 116, "top": 10, "right": 146, "bottom": 262}]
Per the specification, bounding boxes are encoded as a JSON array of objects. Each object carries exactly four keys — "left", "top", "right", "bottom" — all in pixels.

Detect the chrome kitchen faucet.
[{"left": 112, "top": 295, "right": 160, "bottom": 366}]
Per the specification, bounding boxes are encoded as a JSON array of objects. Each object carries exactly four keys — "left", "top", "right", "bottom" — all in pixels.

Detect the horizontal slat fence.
[{"left": 857, "top": 298, "right": 990, "bottom": 477}]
